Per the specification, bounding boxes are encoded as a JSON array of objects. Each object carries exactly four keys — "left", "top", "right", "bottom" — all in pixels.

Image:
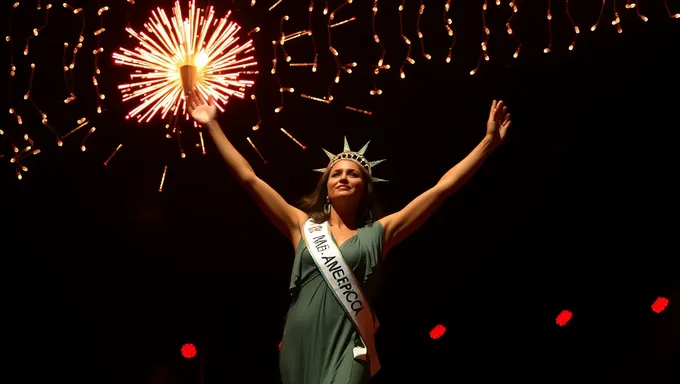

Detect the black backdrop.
[{"left": 2, "top": 1, "right": 678, "bottom": 383}]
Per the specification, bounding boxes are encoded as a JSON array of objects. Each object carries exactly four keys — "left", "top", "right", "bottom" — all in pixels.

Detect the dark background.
[{"left": 2, "top": 0, "right": 678, "bottom": 383}]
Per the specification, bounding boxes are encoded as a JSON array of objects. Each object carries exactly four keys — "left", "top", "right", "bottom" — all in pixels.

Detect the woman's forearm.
[
  {"left": 436, "top": 134, "right": 497, "bottom": 196},
  {"left": 205, "top": 120, "right": 256, "bottom": 183}
]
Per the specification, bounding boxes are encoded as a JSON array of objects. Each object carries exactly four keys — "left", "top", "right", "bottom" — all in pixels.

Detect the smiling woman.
[
  {"left": 298, "top": 150, "right": 380, "bottom": 228},
  {"left": 185, "top": 88, "right": 511, "bottom": 383}
]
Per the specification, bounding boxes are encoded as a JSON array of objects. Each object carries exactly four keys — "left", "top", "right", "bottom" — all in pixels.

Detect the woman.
[{"left": 186, "top": 89, "right": 511, "bottom": 383}]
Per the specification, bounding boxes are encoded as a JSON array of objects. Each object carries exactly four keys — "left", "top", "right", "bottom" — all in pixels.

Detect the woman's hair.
[{"left": 298, "top": 164, "right": 378, "bottom": 226}]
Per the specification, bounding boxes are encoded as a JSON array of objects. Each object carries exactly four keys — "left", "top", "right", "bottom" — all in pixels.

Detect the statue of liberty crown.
[{"left": 313, "top": 136, "right": 388, "bottom": 182}]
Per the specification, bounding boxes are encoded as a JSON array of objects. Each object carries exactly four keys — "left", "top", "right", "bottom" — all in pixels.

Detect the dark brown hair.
[{"left": 298, "top": 163, "right": 377, "bottom": 226}]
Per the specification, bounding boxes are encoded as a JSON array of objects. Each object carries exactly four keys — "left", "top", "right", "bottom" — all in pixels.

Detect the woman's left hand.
[{"left": 486, "top": 100, "right": 512, "bottom": 147}]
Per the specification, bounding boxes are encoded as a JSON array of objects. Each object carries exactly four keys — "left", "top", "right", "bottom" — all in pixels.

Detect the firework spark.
[{"left": 113, "top": 1, "right": 258, "bottom": 123}]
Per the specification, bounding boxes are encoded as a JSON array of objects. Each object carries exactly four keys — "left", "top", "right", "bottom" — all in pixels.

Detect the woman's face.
[{"left": 326, "top": 160, "right": 366, "bottom": 204}]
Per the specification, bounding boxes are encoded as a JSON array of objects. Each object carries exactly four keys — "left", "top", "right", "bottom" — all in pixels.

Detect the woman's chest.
[{"left": 300, "top": 238, "right": 364, "bottom": 273}]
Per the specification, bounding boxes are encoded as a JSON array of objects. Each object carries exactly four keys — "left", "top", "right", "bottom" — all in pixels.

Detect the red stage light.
[
  {"left": 651, "top": 297, "right": 669, "bottom": 314},
  {"left": 556, "top": 310, "right": 572, "bottom": 326},
  {"left": 429, "top": 324, "right": 446, "bottom": 340},
  {"left": 181, "top": 343, "right": 197, "bottom": 359}
]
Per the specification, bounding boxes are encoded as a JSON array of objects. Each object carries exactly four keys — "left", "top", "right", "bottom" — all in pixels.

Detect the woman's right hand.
[
  {"left": 187, "top": 88, "right": 217, "bottom": 125},
  {"left": 185, "top": 86, "right": 308, "bottom": 247}
]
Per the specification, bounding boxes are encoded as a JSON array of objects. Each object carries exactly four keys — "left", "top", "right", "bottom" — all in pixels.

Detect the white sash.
[{"left": 302, "top": 219, "right": 381, "bottom": 377}]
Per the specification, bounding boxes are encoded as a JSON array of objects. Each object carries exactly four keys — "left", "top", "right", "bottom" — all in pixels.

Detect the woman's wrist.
[{"left": 204, "top": 120, "right": 220, "bottom": 133}]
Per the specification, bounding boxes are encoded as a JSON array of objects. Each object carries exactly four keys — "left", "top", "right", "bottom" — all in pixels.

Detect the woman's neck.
[{"left": 329, "top": 206, "right": 357, "bottom": 230}]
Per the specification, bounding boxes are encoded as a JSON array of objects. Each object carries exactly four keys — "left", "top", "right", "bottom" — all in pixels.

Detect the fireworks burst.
[{"left": 113, "top": 1, "right": 258, "bottom": 124}]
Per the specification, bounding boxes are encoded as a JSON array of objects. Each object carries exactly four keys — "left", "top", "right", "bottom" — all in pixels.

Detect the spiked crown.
[{"left": 313, "top": 136, "right": 387, "bottom": 183}]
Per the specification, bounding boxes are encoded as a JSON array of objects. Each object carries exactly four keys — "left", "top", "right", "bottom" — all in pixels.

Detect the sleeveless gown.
[{"left": 279, "top": 222, "right": 384, "bottom": 384}]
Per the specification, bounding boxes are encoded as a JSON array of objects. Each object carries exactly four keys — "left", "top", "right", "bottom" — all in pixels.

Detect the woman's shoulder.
[
  {"left": 359, "top": 220, "right": 384, "bottom": 238},
  {"left": 361, "top": 220, "right": 383, "bottom": 230}
]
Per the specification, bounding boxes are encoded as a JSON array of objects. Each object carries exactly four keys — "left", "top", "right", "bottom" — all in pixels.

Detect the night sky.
[{"left": 2, "top": 1, "right": 678, "bottom": 383}]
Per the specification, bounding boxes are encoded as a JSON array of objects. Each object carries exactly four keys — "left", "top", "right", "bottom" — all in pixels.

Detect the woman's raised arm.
[{"left": 188, "top": 89, "right": 307, "bottom": 246}]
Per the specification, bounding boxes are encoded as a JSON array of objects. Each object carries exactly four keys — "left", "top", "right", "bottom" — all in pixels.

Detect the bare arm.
[
  {"left": 190, "top": 90, "right": 307, "bottom": 246},
  {"left": 379, "top": 136, "right": 496, "bottom": 254},
  {"left": 379, "top": 100, "right": 511, "bottom": 256}
]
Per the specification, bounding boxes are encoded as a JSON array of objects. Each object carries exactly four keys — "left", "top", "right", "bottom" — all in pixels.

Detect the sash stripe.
[{"left": 302, "top": 219, "right": 381, "bottom": 377}]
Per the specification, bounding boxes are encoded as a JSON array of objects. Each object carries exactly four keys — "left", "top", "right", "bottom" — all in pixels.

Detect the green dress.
[{"left": 279, "top": 221, "right": 384, "bottom": 384}]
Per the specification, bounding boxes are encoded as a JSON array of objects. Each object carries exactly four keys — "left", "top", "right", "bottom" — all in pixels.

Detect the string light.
[
  {"left": 330, "top": 16, "right": 356, "bottom": 28},
  {"left": 11, "top": 147, "right": 40, "bottom": 180},
  {"left": 5, "top": 1, "right": 32, "bottom": 170},
  {"left": 198, "top": 131, "right": 206, "bottom": 155},
  {"left": 506, "top": 1, "right": 521, "bottom": 58},
  {"left": 93, "top": 6, "right": 109, "bottom": 113},
  {"left": 444, "top": 0, "right": 456, "bottom": 63},
  {"left": 280, "top": 128, "right": 306, "bottom": 150},
  {"left": 3, "top": 0, "right": 676, "bottom": 185},
  {"left": 7, "top": 2, "right": 23, "bottom": 139},
  {"left": 591, "top": 0, "right": 606, "bottom": 31},
  {"left": 301, "top": 93, "right": 332, "bottom": 104},
  {"left": 627, "top": 1, "right": 649, "bottom": 22},
  {"left": 103, "top": 144, "right": 123, "bottom": 166},
  {"left": 470, "top": 1, "right": 490, "bottom": 75},
  {"left": 416, "top": 1, "right": 431, "bottom": 60},
  {"left": 664, "top": 0, "right": 680, "bottom": 18},
  {"left": 251, "top": 94, "right": 263, "bottom": 131},
  {"left": 544, "top": 0, "right": 553, "bottom": 53},
  {"left": 269, "top": 0, "right": 284, "bottom": 12},
  {"left": 611, "top": 0, "right": 623, "bottom": 34},
  {"left": 177, "top": 125, "right": 186, "bottom": 159},
  {"left": 273, "top": 16, "right": 295, "bottom": 113},
  {"left": 283, "top": 29, "right": 309, "bottom": 43},
  {"left": 60, "top": 3, "right": 85, "bottom": 105},
  {"left": 271, "top": 39, "right": 278, "bottom": 76},
  {"left": 309, "top": 0, "right": 319, "bottom": 72},
  {"left": 483, "top": 0, "right": 491, "bottom": 61},
  {"left": 9, "top": 145, "right": 29, "bottom": 164},
  {"left": 164, "top": 114, "right": 182, "bottom": 140},
  {"left": 25, "top": 62, "right": 62, "bottom": 147},
  {"left": 370, "top": 0, "right": 386, "bottom": 95},
  {"left": 62, "top": 42, "right": 75, "bottom": 103},
  {"left": 636, "top": 3, "right": 649, "bottom": 22},
  {"left": 247, "top": 137, "right": 267, "bottom": 164},
  {"left": 327, "top": 0, "right": 353, "bottom": 100},
  {"left": 63, "top": 2, "right": 85, "bottom": 104},
  {"left": 80, "top": 127, "right": 96, "bottom": 151},
  {"left": 61, "top": 118, "right": 89, "bottom": 139},
  {"left": 279, "top": 16, "right": 292, "bottom": 63},
  {"left": 565, "top": 0, "right": 579, "bottom": 50},
  {"left": 270, "top": 25, "right": 281, "bottom": 113},
  {"left": 67, "top": 2, "right": 108, "bottom": 168},
  {"left": 398, "top": 1, "right": 413, "bottom": 79},
  {"left": 158, "top": 165, "right": 168, "bottom": 192},
  {"left": 24, "top": 3, "right": 51, "bottom": 57},
  {"left": 345, "top": 106, "right": 372, "bottom": 115},
  {"left": 248, "top": 27, "right": 261, "bottom": 36}
]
